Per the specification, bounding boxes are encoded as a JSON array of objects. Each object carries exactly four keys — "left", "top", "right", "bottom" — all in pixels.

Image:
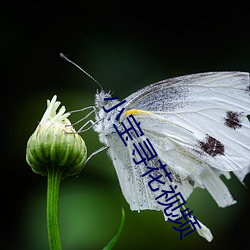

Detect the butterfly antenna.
[{"left": 60, "top": 53, "right": 104, "bottom": 91}]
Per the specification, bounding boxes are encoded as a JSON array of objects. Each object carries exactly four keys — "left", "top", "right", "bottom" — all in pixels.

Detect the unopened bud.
[{"left": 26, "top": 95, "right": 87, "bottom": 178}]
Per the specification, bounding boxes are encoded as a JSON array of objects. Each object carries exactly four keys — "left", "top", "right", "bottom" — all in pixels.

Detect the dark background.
[{"left": 2, "top": 2, "right": 250, "bottom": 250}]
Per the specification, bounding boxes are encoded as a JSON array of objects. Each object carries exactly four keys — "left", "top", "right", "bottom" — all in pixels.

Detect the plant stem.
[{"left": 47, "top": 165, "right": 63, "bottom": 250}]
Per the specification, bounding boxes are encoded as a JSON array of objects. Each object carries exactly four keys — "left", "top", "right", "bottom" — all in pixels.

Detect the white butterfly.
[{"left": 89, "top": 72, "right": 250, "bottom": 241}]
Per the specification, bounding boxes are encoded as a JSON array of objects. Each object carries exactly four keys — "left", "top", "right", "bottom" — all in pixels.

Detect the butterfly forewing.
[{"left": 123, "top": 72, "right": 250, "bottom": 172}]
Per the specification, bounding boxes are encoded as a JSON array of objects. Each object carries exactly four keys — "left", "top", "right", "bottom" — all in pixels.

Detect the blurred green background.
[{"left": 2, "top": 2, "right": 250, "bottom": 250}]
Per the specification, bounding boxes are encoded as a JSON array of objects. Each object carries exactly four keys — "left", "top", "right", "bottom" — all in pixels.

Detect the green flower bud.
[{"left": 26, "top": 95, "right": 87, "bottom": 178}]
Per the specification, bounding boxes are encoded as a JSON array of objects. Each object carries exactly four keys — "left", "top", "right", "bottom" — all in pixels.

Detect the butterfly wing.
[
  {"left": 95, "top": 72, "right": 249, "bottom": 241},
  {"left": 118, "top": 72, "right": 250, "bottom": 207},
  {"left": 106, "top": 131, "right": 194, "bottom": 215},
  {"left": 106, "top": 132, "right": 159, "bottom": 211},
  {"left": 124, "top": 72, "right": 250, "bottom": 171}
]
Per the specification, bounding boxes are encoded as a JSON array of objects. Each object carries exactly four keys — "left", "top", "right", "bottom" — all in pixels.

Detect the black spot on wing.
[
  {"left": 224, "top": 111, "right": 243, "bottom": 130},
  {"left": 199, "top": 135, "right": 225, "bottom": 157},
  {"left": 187, "top": 177, "right": 195, "bottom": 187},
  {"left": 246, "top": 84, "right": 250, "bottom": 94}
]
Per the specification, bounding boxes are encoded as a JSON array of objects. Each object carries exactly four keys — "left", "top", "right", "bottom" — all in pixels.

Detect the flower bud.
[{"left": 26, "top": 95, "right": 87, "bottom": 178}]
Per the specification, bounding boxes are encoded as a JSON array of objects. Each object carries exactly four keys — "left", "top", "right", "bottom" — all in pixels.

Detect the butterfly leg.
[
  {"left": 70, "top": 106, "right": 96, "bottom": 125},
  {"left": 77, "top": 145, "right": 108, "bottom": 175},
  {"left": 68, "top": 106, "right": 99, "bottom": 132},
  {"left": 77, "top": 120, "right": 96, "bottom": 132}
]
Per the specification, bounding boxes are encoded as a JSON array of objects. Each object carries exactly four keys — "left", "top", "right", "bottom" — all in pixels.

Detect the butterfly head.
[
  {"left": 93, "top": 90, "right": 122, "bottom": 145},
  {"left": 94, "top": 90, "right": 112, "bottom": 110}
]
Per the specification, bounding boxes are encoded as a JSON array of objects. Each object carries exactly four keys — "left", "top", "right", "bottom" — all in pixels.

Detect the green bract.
[{"left": 26, "top": 95, "right": 87, "bottom": 178}]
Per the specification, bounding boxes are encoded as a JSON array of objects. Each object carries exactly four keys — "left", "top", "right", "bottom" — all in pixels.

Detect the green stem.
[{"left": 47, "top": 165, "right": 63, "bottom": 250}]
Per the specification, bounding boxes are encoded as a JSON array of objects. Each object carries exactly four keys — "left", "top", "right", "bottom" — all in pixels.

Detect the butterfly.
[
  {"left": 60, "top": 55, "right": 250, "bottom": 241},
  {"left": 89, "top": 71, "right": 250, "bottom": 241}
]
